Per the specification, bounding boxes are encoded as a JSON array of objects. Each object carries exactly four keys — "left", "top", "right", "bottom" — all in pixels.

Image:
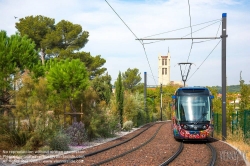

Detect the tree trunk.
[
  {"left": 40, "top": 48, "right": 45, "bottom": 65},
  {"left": 69, "top": 99, "right": 77, "bottom": 122}
]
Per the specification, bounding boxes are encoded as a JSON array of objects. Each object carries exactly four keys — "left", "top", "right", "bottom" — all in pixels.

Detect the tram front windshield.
[{"left": 177, "top": 96, "right": 211, "bottom": 122}]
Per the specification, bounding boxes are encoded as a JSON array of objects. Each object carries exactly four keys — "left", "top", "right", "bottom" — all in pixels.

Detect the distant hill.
[{"left": 210, "top": 85, "right": 245, "bottom": 93}]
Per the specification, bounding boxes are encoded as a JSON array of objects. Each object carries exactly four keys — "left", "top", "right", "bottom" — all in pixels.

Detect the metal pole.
[
  {"left": 144, "top": 72, "right": 147, "bottom": 112},
  {"left": 160, "top": 84, "right": 163, "bottom": 121},
  {"left": 221, "top": 13, "right": 227, "bottom": 141}
]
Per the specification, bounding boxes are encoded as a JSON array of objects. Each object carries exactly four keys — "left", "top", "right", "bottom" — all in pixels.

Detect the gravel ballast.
[{"left": 1, "top": 121, "right": 248, "bottom": 166}]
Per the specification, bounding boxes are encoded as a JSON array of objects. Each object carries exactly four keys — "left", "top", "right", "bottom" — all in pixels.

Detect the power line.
[
  {"left": 187, "top": 39, "right": 222, "bottom": 81},
  {"left": 105, "top": 0, "right": 142, "bottom": 45},
  {"left": 143, "top": 19, "right": 221, "bottom": 38},
  {"left": 105, "top": 0, "right": 157, "bottom": 85},
  {"left": 142, "top": 20, "right": 221, "bottom": 45},
  {"left": 141, "top": 43, "right": 157, "bottom": 85},
  {"left": 105, "top": 0, "right": 223, "bottom": 86},
  {"left": 216, "top": 20, "right": 222, "bottom": 37},
  {"left": 193, "top": 39, "right": 216, "bottom": 43},
  {"left": 188, "top": 0, "right": 193, "bottom": 39},
  {"left": 184, "top": 0, "right": 193, "bottom": 76},
  {"left": 143, "top": 40, "right": 163, "bottom": 45},
  {"left": 184, "top": 18, "right": 222, "bottom": 77},
  {"left": 192, "top": 21, "right": 222, "bottom": 43},
  {"left": 137, "top": 37, "right": 220, "bottom": 40},
  {"left": 181, "top": 20, "right": 221, "bottom": 38}
]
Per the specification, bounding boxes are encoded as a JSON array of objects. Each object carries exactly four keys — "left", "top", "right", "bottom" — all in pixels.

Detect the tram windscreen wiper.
[{"left": 194, "top": 112, "right": 207, "bottom": 124}]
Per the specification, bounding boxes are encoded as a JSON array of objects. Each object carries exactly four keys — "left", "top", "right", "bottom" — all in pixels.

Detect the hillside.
[{"left": 210, "top": 85, "right": 246, "bottom": 93}]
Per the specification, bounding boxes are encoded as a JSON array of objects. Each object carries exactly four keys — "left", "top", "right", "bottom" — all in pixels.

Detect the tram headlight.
[
  {"left": 203, "top": 125, "right": 208, "bottom": 129},
  {"left": 180, "top": 124, "right": 188, "bottom": 129}
]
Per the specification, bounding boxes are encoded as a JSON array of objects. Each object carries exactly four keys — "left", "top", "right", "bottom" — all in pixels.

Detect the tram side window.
[
  {"left": 210, "top": 99, "right": 213, "bottom": 118},
  {"left": 175, "top": 99, "right": 180, "bottom": 120},
  {"left": 180, "top": 104, "right": 186, "bottom": 121}
]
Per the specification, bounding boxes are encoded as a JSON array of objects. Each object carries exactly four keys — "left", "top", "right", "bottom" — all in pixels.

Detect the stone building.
[
  {"left": 158, "top": 50, "right": 184, "bottom": 86},
  {"left": 158, "top": 51, "right": 171, "bottom": 86}
]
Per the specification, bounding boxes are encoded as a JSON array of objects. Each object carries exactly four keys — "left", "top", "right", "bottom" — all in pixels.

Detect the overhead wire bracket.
[{"left": 177, "top": 62, "right": 194, "bottom": 87}]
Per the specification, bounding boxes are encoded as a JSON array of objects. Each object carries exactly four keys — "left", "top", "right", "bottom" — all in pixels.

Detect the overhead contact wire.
[
  {"left": 182, "top": 20, "right": 221, "bottom": 38},
  {"left": 187, "top": 39, "right": 222, "bottom": 81},
  {"left": 105, "top": 0, "right": 142, "bottom": 45},
  {"left": 186, "top": 19, "right": 222, "bottom": 80},
  {"left": 105, "top": 0, "right": 157, "bottom": 85},
  {"left": 216, "top": 20, "right": 222, "bottom": 37},
  {"left": 144, "top": 20, "right": 221, "bottom": 44},
  {"left": 143, "top": 19, "right": 221, "bottom": 38},
  {"left": 193, "top": 20, "right": 221, "bottom": 43},
  {"left": 184, "top": 0, "right": 193, "bottom": 76}
]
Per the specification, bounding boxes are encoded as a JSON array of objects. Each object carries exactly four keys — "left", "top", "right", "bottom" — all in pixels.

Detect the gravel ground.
[
  {"left": 106, "top": 121, "right": 179, "bottom": 165},
  {"left": 1, "top": 121, "right": 248, "bottom": 166},
  {"left": 76, "top": 122, "right": 164, "bottom": 165},
  {"left": 210, "top": 138, "right": 247, "bottom": 166},
  {"left": 169, "top": 142, "right": 212, "bottom": 166},
  {"left": 0, "top": 124, "right": 147, "bottom": 166}
]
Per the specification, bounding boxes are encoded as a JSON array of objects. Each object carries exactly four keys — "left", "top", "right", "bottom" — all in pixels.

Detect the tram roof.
[{"left": 175, "top": 86, "right": 211, "bottom": 96}]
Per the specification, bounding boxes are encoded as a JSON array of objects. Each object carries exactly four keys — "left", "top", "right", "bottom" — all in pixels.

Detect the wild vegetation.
[
  {"left": 0, "top": 15, "right": 174, "bottom": 152},
  {"left": 209, "top": 76, "right": 250, "bottom": 162},
  {"left": 211, "top": 84, "right": 250, "bottom": 93},
  {"left": 0, "top": 15, "right": 249, "bottom": 164}
]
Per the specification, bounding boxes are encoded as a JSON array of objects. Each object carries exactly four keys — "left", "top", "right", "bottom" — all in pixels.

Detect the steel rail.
[
  {"left": 206, "top": 143, "right": 217, "bottom": 166},
  {"left": 46, "top": 122, "right": 157, "bottom": 166},
  {"left": 159, "top": 142, "right": 184, "bottom": 166},
  {"left": 91, "top": 123, "right": 165, "bottom": 166}
]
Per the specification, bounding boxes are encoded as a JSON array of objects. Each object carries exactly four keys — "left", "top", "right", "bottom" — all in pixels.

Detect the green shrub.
[
  {"left": 26, "top": 132, "right": 44, "bottom": 151},
  {"left": 49, "top": 130, "right": 70, "bottom": 151},
  {"left": 98, "top": 116, "right": 121, "bottom": 138},
  {"left": 85, "top": 108, "right": 119, "bottom": 140},
  {"left": 114, "top": 122, "right": 122, "bottom": 133},
  {"left": 136, "top": 110, "right": 146, "bottom": 127},
  {"left": 106, "top": 116, "right": 120, "bottom": 135},
  {"left": 38, "top": 145, "right": 51, "bottom": 151},
  {"left": 123, "top": 120, "right": 133, "bottom": 131},
  {"left": 152, "top": 113, "right": 158, "bottom": 122},
  {"left": 6, "top": 130, "right": 30, "bottom": 148},
  {"left": 0, "top": 135, "right": 12, "bottom": 151}
]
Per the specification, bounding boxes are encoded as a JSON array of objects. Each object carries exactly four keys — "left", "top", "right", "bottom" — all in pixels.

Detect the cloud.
[{"left": 0, "top": 0, "right": 249, "bottom": 86}]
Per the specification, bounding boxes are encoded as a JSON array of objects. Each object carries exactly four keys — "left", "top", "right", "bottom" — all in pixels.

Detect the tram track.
[
  {"left": 206, "top": 143, "right": 217, "bottom": 166},
  {"left": 78, "top": 122, "right": 164, "bottom": 165},
  {"left": 15, "top": 121, "right": 246, "bottom": 166},
  {"left": 105, "top": 121, "right": 180, "bottom": 165},
  {"left": 75, "top": 122, "right": 216, "bottom": 166},
  {"left": 159, "top": 141, "right": 184, "bottom": 166},
  {"left": 91, "top": 123, "right": 164, "bottom": 166},
  {"left": 166, "top": 141, "right": 217, "bottom": 166},
  {"left": 19, "top": 122, "right": 156, "bottom": 166},
  {"left": 22, "top": 122, "right": 161, "bottom": 166}
]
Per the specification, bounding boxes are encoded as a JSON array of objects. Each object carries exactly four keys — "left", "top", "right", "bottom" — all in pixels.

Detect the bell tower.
[{"left": 158, "top": 49, "right": 170, "bottom": 85}]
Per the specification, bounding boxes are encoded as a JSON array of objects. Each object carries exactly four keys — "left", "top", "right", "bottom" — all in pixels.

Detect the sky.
[{"left": 0, "top": 0, "right": 250, "bottom": 86}]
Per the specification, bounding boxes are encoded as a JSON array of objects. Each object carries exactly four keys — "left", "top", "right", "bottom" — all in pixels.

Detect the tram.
[{"left": 171, "top": 87, "right": 214, "bottom": 140}]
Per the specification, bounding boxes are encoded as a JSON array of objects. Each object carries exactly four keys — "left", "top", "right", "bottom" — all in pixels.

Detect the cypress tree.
[{"left": 115, "top": 72, "right": 124, "bottom": 128}]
